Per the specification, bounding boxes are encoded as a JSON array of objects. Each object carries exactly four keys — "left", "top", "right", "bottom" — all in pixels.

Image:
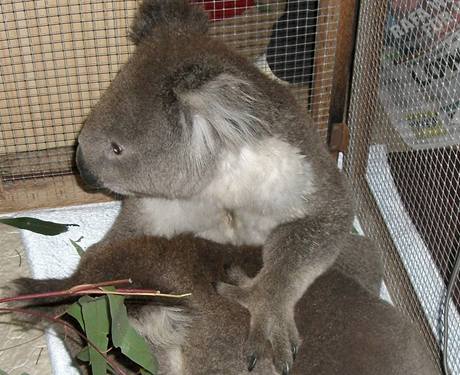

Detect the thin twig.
[
  {"left": 84, "top": 289, "right": 192, "bottom": 299},
  {"left": 0, "top": 279, "right": 133, "bottom": 304},
  {"left": 35, "top": 347, "right": 44, "bottom": 365},
  {"left": 13, "top": 248, "right": 22, "bottom": 267},
  {"left": 0, "top": 279, "right": 192, "bottom": 305},
  {"left": 0, "top": 306, "right": 129, "bottom": 375}
]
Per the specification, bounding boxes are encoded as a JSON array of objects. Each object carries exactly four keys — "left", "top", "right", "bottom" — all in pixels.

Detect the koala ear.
[
  {"left": 130, "top": 0, "right": 209, "bottom": 44},
  {"left": 177, "top": 73, "right": 271, "bottom": 157}
]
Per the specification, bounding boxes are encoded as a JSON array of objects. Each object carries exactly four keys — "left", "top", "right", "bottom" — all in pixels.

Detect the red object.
[{"left": 190, "top": 0, "right": 256, "bottom": 21}]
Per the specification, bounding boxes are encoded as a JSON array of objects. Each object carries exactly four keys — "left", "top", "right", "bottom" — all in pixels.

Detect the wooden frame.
[
  {"left": 0, "top": 175, "right": 113, "bottom": 214},
  {"left": 327, "top": 0, "right": 359, "bottom": 157}
]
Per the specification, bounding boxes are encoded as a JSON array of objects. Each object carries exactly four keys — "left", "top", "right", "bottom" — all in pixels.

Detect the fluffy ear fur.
[
  {"left": 130, "top": 0, "right": 209, "bottom": 44},
  {"left": 177, "top": 73, "right": 271, "bottom": 160}
]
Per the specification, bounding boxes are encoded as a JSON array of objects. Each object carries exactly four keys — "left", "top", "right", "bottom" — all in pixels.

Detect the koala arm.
[
  {"left": 101, "top": 198, "right": 146, "bottom": 243},
  {"left": 218, "top": 195, "right": 353, "bottom": 374}
]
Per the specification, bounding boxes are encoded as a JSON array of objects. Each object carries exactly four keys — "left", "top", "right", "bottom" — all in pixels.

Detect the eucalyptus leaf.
[
  {"left": 81, "top": 296, "right": 110, "bottom": 375},
  {"left": 0, "top": 217, "right": 78, "bottom": 236},
  {"left": 106, "top": 291, "right": 158, "bottom": 374},
  {"left": 76, "top": 346, "right": 90, "bottom": 363},
  {"left": 66, "top": 302, "right": 85, "bottom": 329},
  {"left": 70, "top": 239, "right": 85, "bottom": 257}
]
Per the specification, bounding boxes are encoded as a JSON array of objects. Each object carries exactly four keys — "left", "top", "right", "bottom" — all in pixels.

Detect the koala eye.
[{"left": 111, "top": 142, "right": 123, "bottom": 155}]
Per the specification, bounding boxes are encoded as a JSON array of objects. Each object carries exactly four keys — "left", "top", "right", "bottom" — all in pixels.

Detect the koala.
[
  {"left": 75, "top": 0, "right": 354, "bottom": 372},
  {"left": 12, "top": 234, "right": 438, "bottom": 375}
]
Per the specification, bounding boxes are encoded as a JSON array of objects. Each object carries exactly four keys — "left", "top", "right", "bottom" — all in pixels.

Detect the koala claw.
[
  {"left": 282, "top": 363, "right": 291, "bottom": 375},
  {"left": 292, "top": 344, "right": 298, "bottom": 361},
  {"left": 267, "top": 319, "right": 298, "bottom": 374},
  {"left": 247, "top": 353, "right": 258, "bottom": 372}
]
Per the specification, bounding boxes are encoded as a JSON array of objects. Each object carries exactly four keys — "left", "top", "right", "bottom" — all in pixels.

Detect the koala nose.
[{"left": 76, "top": 146, "right": 102, "bottom": 188}]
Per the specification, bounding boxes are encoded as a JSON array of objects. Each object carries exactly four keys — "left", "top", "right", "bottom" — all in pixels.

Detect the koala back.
[{"left": 294, "top": 269, "right": 438, "bottom": 375}]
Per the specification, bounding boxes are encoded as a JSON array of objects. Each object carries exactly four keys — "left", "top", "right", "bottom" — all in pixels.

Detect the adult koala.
[{"left": 76, "top": 0, "right": 353, "bottom": 372}]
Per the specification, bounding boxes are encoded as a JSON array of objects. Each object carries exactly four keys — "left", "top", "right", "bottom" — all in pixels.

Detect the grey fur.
[
  {"left": 76, "top": 0, "right": 354, "bottom": 371},
  {"left": 12, "top": 234, "right": 438, "bottom": 374},
  {"left": 129, "top": 0, "right": 208, "bottom": 44}
]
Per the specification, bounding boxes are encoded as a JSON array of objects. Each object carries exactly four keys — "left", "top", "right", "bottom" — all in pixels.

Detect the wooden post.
[
  {"left": 0, "top": 179, "right": 5, "bottom": 200},
  {"left": 312, "top": 0, "right": 340, "bottom": 141},
  {"left": 329, "top": 122, "right": 350, "bottom": 158},
  {"left": 327, "top": 0, "right": 359, "bottom": 147}
]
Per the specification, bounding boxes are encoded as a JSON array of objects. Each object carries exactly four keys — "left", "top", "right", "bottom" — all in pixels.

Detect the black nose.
[{"left": 76, "top": 146, "right": 102, "bottom": 188}]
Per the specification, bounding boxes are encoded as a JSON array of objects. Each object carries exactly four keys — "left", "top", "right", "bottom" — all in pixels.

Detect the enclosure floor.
[{"left": 0, "top": 223, "right": 52, "bottom": 375}]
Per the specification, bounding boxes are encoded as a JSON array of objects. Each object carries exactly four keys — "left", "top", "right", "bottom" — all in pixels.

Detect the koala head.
[{"left": 76, "top": 0, "right": 271, "bottom": 199}]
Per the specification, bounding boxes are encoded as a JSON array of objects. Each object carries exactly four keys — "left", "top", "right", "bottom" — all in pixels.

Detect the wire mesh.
[
  {"left": 0, "top": 0, "right": 340, "bottom": 210},
  {"left": 345, "top": 1, "right": 460, "bottom": 373}
]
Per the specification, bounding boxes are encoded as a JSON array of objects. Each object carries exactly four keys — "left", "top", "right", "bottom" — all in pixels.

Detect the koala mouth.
[
  {"left": 78, "top": 169, "right": 103, "bottom": 189},
  {"left": 75, "top": 146, "right": 104, "bottom": 189},
  {"left": 103, "top": 184, "right": 155, "bottom": 198},
  {"left": 100, "top": 184, "right": 131, "bottom": 197}
]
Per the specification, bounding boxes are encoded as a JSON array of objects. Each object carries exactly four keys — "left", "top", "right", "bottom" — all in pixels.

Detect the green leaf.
[
  {"left": 106, "top": 290, "right": 158, "bottom": 374},
  {"left": 70, "top": 239, "right": 85, "bottom": 257},
  {"left": 66, "top": 302, "right": 85, "bottom": 329},
  {"left": 0, "top": 217, "right": 78, "bottom": 236},
  {"left": 0, "top": 370, "right": 9, "bottom": 375},
  {"left": 76, "top": 346, "right": 90, "bottom": 362},
  {"left": 81, "top": 296, "right": 110, "bottom": 375},
  {"left": 77, "top": 346, "right": 118, "bottom": 374}
]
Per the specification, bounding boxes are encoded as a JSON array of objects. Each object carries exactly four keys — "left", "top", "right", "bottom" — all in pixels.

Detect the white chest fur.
[{"left": 139, "top": 137, "right": 316, "bottom": 245}]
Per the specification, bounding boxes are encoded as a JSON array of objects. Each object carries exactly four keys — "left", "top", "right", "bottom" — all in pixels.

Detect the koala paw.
[
  {"left": 1, "top": 277, "right": 36, "bottom": 303},
  {"left": 217, "top": 271, "right": 300, "bottom": 375}
]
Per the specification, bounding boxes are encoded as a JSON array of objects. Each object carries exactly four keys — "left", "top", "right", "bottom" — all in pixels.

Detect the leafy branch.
[
  {"left": 0, "top": 305, "right": 130, "bottom": 375},
  {"left": 1, "top": 281, "right": 192, "bottom": 375},
  {"left": 0, "top": 279, "right": 191, "bottom": 305}
]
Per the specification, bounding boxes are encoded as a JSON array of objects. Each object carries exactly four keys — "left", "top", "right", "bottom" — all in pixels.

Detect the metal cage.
[
  {"left": 345, "top": 1, "right": 460, "bottom": 373},
  {"left": 0, "top": 0, "right": 345, "bottom": 213}
]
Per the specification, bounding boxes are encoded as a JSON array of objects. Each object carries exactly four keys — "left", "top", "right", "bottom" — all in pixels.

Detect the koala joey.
[
  {"left": 75, "top": 0, "right": 354, "bottom": 372},
  {"left": 13, "top": 234, "right": 438, "bottom": 375}
]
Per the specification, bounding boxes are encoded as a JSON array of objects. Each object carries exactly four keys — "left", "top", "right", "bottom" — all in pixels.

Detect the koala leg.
[{"left": 217, "top": 216, "right": 349, "bottom": 374}]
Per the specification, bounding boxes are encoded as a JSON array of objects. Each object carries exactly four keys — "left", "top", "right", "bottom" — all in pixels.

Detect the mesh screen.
[
  {"left": 345, "top": 1, "right": 460, "bottom": 373},
  {"left": 0, "top": 0, "right": 340, "bottom": 210}
]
